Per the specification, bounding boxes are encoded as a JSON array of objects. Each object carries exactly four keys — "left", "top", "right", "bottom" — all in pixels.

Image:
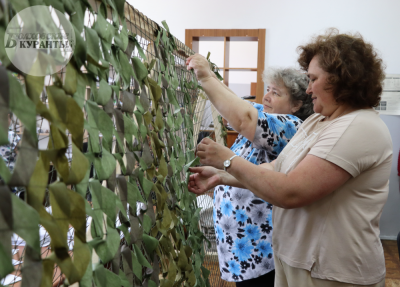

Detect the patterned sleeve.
[
  {"left": 250, "top": 102, "right": 302, "bottom": 160},
  {"left": 8, "top": 131, "right": 20, "bottom": 149}
]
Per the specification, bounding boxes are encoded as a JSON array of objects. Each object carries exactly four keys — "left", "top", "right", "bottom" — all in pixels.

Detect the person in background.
[
  {"left": 186, "top": 56, "right": 313, "bottom": 287},
  {"left": 187, "top": 29, "right": 391, "bottom": 287},
  {"left": 0, "top": 112, "right": 20, "bottom": 193}
]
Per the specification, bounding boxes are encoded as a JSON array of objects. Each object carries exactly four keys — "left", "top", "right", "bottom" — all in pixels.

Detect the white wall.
[
  {"left": 129, "top": 0, "right": 400, "bottom": 239},
  {"left": 380, "top": 115, "right": 400, "bottom": 240},
  {"left": 129, "top": 0, "right": 400, "bottom": 73}
]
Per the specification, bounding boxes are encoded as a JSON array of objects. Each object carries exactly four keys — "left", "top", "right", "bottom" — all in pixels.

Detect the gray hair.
[{"left": 263, "top": 67, "right": 314, "bottom": 121}]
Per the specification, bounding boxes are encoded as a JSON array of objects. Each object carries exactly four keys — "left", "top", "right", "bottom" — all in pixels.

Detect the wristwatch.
[{"left": 223, "top": 155, "right": 238, "bottom": 171}]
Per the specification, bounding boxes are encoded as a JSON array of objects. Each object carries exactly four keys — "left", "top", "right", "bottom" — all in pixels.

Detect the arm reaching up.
[{"left": 186, "top": 53, "right": 258, "bottom": 141}]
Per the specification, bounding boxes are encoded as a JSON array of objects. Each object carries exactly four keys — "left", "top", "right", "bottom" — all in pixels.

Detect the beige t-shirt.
[{"left": 273, "top": 109, "right": 393, "bottom": 285}]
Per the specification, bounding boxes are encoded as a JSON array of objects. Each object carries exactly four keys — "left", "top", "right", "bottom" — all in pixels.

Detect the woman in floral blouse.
[{"left": 187, "top": 55, "right": 313, "bottom": 287}]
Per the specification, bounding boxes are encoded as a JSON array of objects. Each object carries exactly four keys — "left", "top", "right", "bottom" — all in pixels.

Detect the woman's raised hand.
[
  {"left": 186, "top": 53, "right": 214, "bottom": 82},
  {"left": 188, "top": 166, "right": 222, "bottom": 194}
]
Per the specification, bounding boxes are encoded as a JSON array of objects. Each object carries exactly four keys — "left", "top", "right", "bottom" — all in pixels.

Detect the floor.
[
  {"left": 204, "top": 240, "right": 400, "bottom": 287},
  {"left": 383, "top": 240, "right": 400, "bottom": 287}
]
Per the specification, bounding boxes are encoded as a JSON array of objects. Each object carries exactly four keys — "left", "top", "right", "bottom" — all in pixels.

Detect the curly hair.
[
  {"left": 263, "top": 67, "right": 314, "bottom": 121},
  {"left": 297, "top": 28, "right": 385, "bottom": 109}
]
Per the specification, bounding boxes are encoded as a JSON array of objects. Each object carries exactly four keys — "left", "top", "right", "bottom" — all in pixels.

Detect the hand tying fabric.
[
  {"left": 188, "top": 166, "right": 221, "bottom": 195},
  {"left": 186, "top": 53, "right": 214, "bottom": 82},
  {"left": 196, "top": 137, "right": 235, "bottom": 169}
]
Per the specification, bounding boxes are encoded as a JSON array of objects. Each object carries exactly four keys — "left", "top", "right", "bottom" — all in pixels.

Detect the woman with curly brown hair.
[{"left": 187, "top": 29, "right": 392, "bottom": 287}]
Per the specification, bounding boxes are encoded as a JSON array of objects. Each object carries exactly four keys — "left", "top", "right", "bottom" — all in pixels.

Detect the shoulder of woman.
[
  {"left": 329, "top": 109, "right": 379, "bottom": 126},
  {"left": 283, "top": 114, "right": 303, "bottom": 123},
  {"left": 338, "top": 109, "right": 390, "bottom": 135},
  {"left": 249, "top": 101, "right": 264, "bottom": 111},
  {"left": 272, "top": 113, "right": 317, "bottom": 126},
  {"left": 302, "top": 113, "right": 323, "bottom": 124},
  {"left": 316, "top": 109, "right": 391, "bottom": 146}
]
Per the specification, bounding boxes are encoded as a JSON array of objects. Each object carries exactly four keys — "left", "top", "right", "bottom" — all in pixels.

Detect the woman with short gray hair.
[{"left": 263, "top": 67, "right": 313, "bottom": 121}]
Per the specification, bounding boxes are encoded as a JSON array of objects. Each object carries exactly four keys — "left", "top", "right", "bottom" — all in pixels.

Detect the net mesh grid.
[{"left": 1, "top": 2, "right": 230, "bottom": 286}]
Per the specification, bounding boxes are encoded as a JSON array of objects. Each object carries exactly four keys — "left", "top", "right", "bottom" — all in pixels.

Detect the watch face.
[{"left": 224, "top": 160, "right": 230, "bottom": 167}]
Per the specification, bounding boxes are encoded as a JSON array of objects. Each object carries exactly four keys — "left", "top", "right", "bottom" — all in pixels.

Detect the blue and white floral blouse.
[{"left": 213, "top": 102, "right": 302, "bottom": 282}]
